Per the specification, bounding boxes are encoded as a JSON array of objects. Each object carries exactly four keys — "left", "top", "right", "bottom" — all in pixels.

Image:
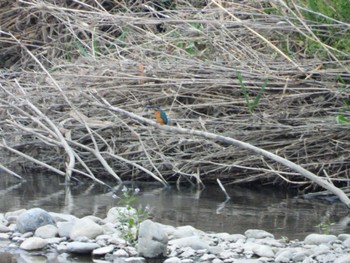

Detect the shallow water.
[{"left": 0, "top": 173, "right": 349, "bottom": 262}]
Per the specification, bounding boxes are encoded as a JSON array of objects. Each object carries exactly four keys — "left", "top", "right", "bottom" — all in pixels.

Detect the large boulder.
[
  {"left": 137, "top": 220, "right": 168, "bottom": 258},
  {"left": 16, "top": 208, "right": 55, "bottom": 233}
]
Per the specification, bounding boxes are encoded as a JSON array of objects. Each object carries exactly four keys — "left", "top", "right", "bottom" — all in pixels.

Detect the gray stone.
[
  {"left": 21, "top": 232, "right": 33, "bottom": 238},
  {"left": 164, "top": 257, "right": 182, "bottom": 263},
  {"left": 108, "top": 235, "right": 127, "bottom": 246},
  {"left": 57, "top": 221, "right": 74, "bottom": 238},
  {"left": 338, "top": 234, "right": 350, "bottom": 241},
  {"left": 70, "top": 218, "right": 104, "bottom": 240},
  {"left": 138, "top": 219, "right": 168, "bottom": 258},
  {"left": 0, "top": 224, "right": 11, "bottom": 233},
  {"left": 212, "top": 259, "right": 223, "bottom": 263},
  {"left": 179, "top": 247, "right": 195, "bottom": 258},
  {"left": 35, "top": 224, "right": 58, "bottom": 238},
  {"left": 19, "top": 236, "right": 48, "bottom": 250},
  {"left": 256, "top": 238, "right": 284, "bottom": 247},
  {"left": 46, "top": 237, "right": 66, "bottom": 244},
  {"left": 125, "top": 246, "right": 138, "bottom": 256},
  {"left": 49, "top": 212, "right": 78, "bottom": 222},
  {"left": 216, "top": 233, "right": 246, "bottom": 242},
  {"left": 304, "top": 234, "right": 337, "bottom": 245},
  {"left": 92, "top": 245, "right": 115, "bottom": 255},
  {"left": 16, "top": 208, "right": 55, "bottom": 233},
  {"left": 335, "top": 255, "right": 350, "bottom": 263},
  {"left": 199, "top": 254, "right": 216, "bottom": 261},
  {"left": 172, "top": 225, "right": 198, "bottom": 239},
  {"left": 102, "top": 222, "right": 119, "bottom": 235},
  {"left": 169, "top": 236, "right": 209, "bottom": 250},
  {"left": 0, "top": 233, "right": 10, "bottom": 240},
  {"left": 5, "top": 209, "right": 26, "bottom": 223},
  {"left": 114, "top": 249, "right": 129, "bottom": 257},
  {"left": 66, "top": 241, "right": 100, "bottom": 254},
  {"left": 244, "top": 229, "right": 274, "bottom": 239},
  {"left": 123, "top": 257, "right": 146, "bottom": 263},
  {"left": 343, "top": 238, "right": 350, "bottom": 247},
  {"left": 219, "top": 250, "right": 237, "bottom": 259},
  {"left": 316, "top": 253, "right": 336, "bottom": 262},
  {"left": 252, "top": 244, "right": 274, "bottom": 258}
]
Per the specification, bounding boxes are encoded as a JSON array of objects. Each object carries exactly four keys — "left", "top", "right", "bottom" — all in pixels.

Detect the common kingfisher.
[{"left": 146, "top": 105, "right": 169, "bottom": 125}]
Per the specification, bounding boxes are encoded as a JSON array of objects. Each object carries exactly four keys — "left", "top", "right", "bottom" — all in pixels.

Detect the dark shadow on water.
[{"left": 0, "top": 173, "right": 350, "bottom": 262}]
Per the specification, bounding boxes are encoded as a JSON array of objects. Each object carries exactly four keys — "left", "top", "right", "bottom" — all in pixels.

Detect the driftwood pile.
[{"left": 0, "top": 0, "right": 349, "bottom": 192}]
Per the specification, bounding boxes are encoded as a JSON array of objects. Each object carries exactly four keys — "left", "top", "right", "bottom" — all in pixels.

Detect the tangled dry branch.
[{"left": 0, "top": 0, "right": 349, "bottom": 197}]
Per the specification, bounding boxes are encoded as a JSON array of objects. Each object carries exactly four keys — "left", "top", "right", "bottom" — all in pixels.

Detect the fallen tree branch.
[{"left": 95, "top": 100, "right": 350, "bottom": 210}]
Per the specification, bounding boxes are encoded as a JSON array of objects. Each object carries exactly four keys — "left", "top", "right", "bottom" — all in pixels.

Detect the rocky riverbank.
[{"left": 0, "top": 207, "right": 350, "bottom": 263}]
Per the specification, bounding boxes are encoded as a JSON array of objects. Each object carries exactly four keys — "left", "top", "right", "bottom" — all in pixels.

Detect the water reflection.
[{"left": 0, "top": 173, "right": 349, "bottom": 241}]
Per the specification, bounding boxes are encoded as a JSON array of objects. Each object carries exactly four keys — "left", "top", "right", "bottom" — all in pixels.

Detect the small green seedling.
[{"left": 237, "top": 71, "right": 268, "bottom": 113}]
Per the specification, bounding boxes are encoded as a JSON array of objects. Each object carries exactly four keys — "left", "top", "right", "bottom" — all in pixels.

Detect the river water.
[{"left": 1, "top": 173, "right": 349, "bottom": 241}]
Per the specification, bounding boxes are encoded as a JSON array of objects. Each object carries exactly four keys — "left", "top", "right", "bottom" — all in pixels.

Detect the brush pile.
[{"left": 0, "top": 0, "right": 349, "bottom": 190}]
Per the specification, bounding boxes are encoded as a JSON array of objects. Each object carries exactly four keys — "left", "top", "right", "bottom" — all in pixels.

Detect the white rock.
[
  {"left": 113, "top": 249, "right": 129, "bottom": 257},
  {"left": 219, "top": 250, "right": 236, "bottom": 259},
  {"left": 212, "top": 259, "right": 223, "bottom": 263},
  {"left": 123, "top": 257, "right": 146, "bottom": 263},
  {"left": 20, "top": 237, "right": 48, "bottom": 250},
  {"left": 108, "top": 235, "right": 127, "bottom": 246},
  {"left": 180, "top": 247, "right": 195, "bottom": 258},
  {"left": 92, "top": 245, "right": 115, "bottom": 255},
  {"left": 70, "top": 218, "right": 104, "bottom": 240},
  {"left": 164, "top": 257, "right": 182, "bottom": 263},
  {"left": 172, "top": 225, "right": 199, "bottom": 239},
  {"left": 338, "top": 234, "right": 350, "bottom": 241},
  {"left": 5, "top": 209, "right": 26, "bottom": 222},
  {"left": 0, "top": 224, "right": 11, "bottom": 233},
  {"left": 304, "top": 234, "right": 337, "bottom": 245},
  {"left": 102, "top": 222, "right": 118, "bottom": 235},
  {"left": 343, "top": 238, "right": 350, "bottom": 247},
  {"left": 66, "top": 241, "right": 100, "bottom": 254},
  {"left": 275, "top": 255, "right": 290, "bottom": 263},
  {"left": 57, "top": 221, "right": 74, "bottom": 238},
  {"left": 125, "top": 246, "right": 138, "bottom": 256},
  {"left": 310, "top": 244, "right": 330, "bottom": 256},
  {"left": 160, "top": 224, "right": 176, "bottom": 236},
  {"left": 252, "top": 244, "right": 274, "bottom": 258},
  {"left": 21, "top": 232, "right": 33, "bottom": 238},
  {"left": 35, "top": 224, "right": 58, "bottom": 238},
  {"left": 244, "top": 229, "right": 274, "bottom": 239},
  {"left": 49, "top": 212, "right": 78, "bottom": 222},
  {"left": 216, "top": 233, "right": 246, "bottom": 242},
  {"left": 138, "top": 219, "right": 168, "bottom": 258},
  {"left": 335, "top": 255, "right": 350, "bottom": 263},
  {"left": 0, "top": 233, "right": 10, "bottom": 240},
  {"left": 169, "top": 236, "right": 209, "bottom": 250},
  {"left": 46, "top": 237, "right": 65, "bottom": 244},
  {"left": 199, "top": 253, "right": 216, "bottom": 261},
  {"left": 256, "top": 238, "right": 284, "bottom": 247},
  {"left": 316, "top": 253, "right": 336, "bottom": 262}
]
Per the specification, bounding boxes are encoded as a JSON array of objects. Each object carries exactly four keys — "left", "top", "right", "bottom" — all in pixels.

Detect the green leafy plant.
[
  {"left": 237, "top": 71, "right": 268, "bottom": 113},
  {"left": 315, "top": 220, "right": 335, "bottom": 234},
  {"left": 113, "top": 186, "right": 149, "bottom": 243},
  {"left": 336, "top": 101, "right": 350, "bottom": 125}
]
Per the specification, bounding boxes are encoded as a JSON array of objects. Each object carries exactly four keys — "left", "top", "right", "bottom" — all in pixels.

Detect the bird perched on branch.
[{"left": 145, "top": 105, "right": 169, "bottom": 125}]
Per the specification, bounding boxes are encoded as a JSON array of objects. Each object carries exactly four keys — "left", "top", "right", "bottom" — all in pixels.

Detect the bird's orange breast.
[{"left": 154, "top": 111, "right": 165, "bottom": 125}]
